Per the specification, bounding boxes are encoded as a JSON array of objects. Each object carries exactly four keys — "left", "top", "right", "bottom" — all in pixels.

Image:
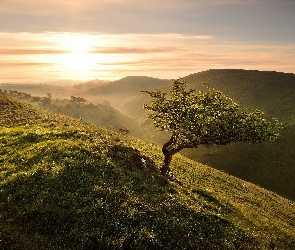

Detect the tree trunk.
[
  {"left": 161, "top": 151, "right": 173, "bottom": 175},
  {"left": 160, "top": 139, "right": 183, "bottom": 185}
]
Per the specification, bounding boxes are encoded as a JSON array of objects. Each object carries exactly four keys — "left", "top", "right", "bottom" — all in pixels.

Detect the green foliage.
[{"left": 143, "top": 80, "right": 283, "bottom": 152}]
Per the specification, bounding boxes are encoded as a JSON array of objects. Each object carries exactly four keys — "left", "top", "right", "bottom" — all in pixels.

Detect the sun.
[{"left": 56, "top": 33, "right": 98, "bottom": 80}]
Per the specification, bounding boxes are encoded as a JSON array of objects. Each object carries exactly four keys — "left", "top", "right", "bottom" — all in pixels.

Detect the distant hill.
[
  {"left": 184, "top": 69, "right": 295, "bottom": 124},
  {"left": 0, "top": 79, "right": 108, "bottom": 100},
  {"left": 0, "top": 76, "right": 170, "bottom": 113},
  {"left": 2, "top": 91, "right": 141, "bottom": 137},
  {"left": 119, "top": 69, "right": 295, "bottom": 200},
  {"left": 82, "top": 76, "right": 170, "bottom": 108},
  {"left": 0, "top": 94, "right": 80, "bottom": 127},
  {"left": 123, "top": 69, "right": 295, "bottom": 123},
  {"left": 121, "top": 69, "right": 295, "bottom": 124},
  {"left": 1, "top": 94, "right": 295, "bottom": 249}
]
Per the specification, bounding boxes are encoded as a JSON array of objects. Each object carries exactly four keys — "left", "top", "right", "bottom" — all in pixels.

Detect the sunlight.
[{"left": 55, "top": 33, "right": 99, "bottom": 80}]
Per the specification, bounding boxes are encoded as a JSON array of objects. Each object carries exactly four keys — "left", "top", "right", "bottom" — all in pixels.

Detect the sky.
[{"left": 1, "top": 0, "right": 295, "bottom": 83}]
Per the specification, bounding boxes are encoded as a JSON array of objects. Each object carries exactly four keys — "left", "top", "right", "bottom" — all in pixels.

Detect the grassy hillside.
[
  {"left": 1, "top": 94, "right": 295, "bottom": 249},
  {"left": 120, "top": 69, "right": 295, "bottom": 200}
]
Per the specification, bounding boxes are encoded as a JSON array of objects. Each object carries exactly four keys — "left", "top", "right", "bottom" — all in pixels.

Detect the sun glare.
[{"left": 55, "top": 33, "right": 99, "bottom": 80}]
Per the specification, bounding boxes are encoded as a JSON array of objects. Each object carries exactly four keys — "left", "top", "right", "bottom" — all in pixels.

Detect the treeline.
[
  {"left": 70, "top": 96, "right": 86, "bottom": 103},
  {"left": 0, "top": 89, "right": 31, "bottom": 98},
  {"left": 1, "top": 89, "right": 89, "bottom": 105}
]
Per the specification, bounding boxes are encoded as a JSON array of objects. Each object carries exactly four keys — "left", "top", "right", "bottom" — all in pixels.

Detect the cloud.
[
  {"left": 1, "top": 0, "right": 294, "bottom": 44},
  {"left": 92, "top": 47, "right": 176, "bottom": 54},
  {"left": 0, "top": 62, "right": 52, "bottom": 67},
  {"left": 0, "top": 32, "right": 294, "bottom": 82},
  {"left": 0, "top": 1, "right": 258, "bottom": 34},
  {"left": 0, "top": 49, "right": 67, "bottom": 55}
]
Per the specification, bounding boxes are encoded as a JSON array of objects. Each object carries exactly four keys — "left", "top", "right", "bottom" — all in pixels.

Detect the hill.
[
  {"left": 1, "top": 94, "right": 295, "bottom": 249},
  {"left": 0, "top": 79, "right": 107, "bottom": 100},
  {"left": 82, "top": 76, "right": 170, "bottom": 108},
  {"left": 120, "top": 69, "right": 295, "bottom": 200},
  {"left": 121, "top": 69, "right": 295, "bottom": 124},
  {"left": 184, "top": 69, "right": 295, "bottom": 124},
  {"left": 2, "top": 91, "right": 141, "bottom": 137}
]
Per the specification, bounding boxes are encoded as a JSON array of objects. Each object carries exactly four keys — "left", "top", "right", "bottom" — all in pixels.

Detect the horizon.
[
  {"left": 1, "top": 1, "right": 295, "bottom": 84},
  {"left": 1, "top": 68, "right": 295, "bottom": 86}
]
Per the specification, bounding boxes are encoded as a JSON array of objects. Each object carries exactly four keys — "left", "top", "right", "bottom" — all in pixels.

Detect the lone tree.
[{"left": 143, "top": 79, "right": 283, "bottom": 182}]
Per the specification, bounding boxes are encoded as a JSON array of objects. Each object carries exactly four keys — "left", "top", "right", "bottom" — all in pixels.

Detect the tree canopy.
[{"left": 143, "top": 79, "right": 283, "bottom": 182}]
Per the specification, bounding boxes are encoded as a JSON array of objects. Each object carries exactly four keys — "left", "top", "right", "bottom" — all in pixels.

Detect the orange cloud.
[{"left": 0, "top": 49, "right": 67, "bottom": 55}]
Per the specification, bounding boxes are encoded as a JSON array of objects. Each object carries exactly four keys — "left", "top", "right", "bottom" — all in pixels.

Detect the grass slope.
[{"left": 1, "top": 95, "right": 295, "bottom": 249}]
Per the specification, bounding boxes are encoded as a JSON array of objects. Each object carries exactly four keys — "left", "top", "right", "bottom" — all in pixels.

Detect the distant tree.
[
  {"left": 70, "top": 96, "right": 76, "bottom": 102},
  {"left": 47, "top": 93, "right": 52, "bottom": 99},
  {"left": 78, "top": 97, "right": 86, "bottom": 103},
  {"left": 143, "top": 79, "right": 283, "bottom": 183},
  {"left": 70, "top": 96, "right": 86, "bottom": 103}
]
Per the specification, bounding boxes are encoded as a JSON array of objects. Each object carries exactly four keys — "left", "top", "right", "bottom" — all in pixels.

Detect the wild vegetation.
[{"left": 1, "top": 94, "right": 295, "bottom": 249}]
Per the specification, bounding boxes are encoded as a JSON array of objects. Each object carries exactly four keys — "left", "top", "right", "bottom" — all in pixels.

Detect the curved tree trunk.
[
  {"left": 161, "top": 151, "right": 173, "bottom": 175},
  {"left": 160, "top": 138, "right": 183, "bottom": 185}
]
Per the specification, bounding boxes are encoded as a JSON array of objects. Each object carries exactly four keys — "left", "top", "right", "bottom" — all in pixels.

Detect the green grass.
[{"left": 1, "top": 95, "right": 295, "bottom": 249}]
